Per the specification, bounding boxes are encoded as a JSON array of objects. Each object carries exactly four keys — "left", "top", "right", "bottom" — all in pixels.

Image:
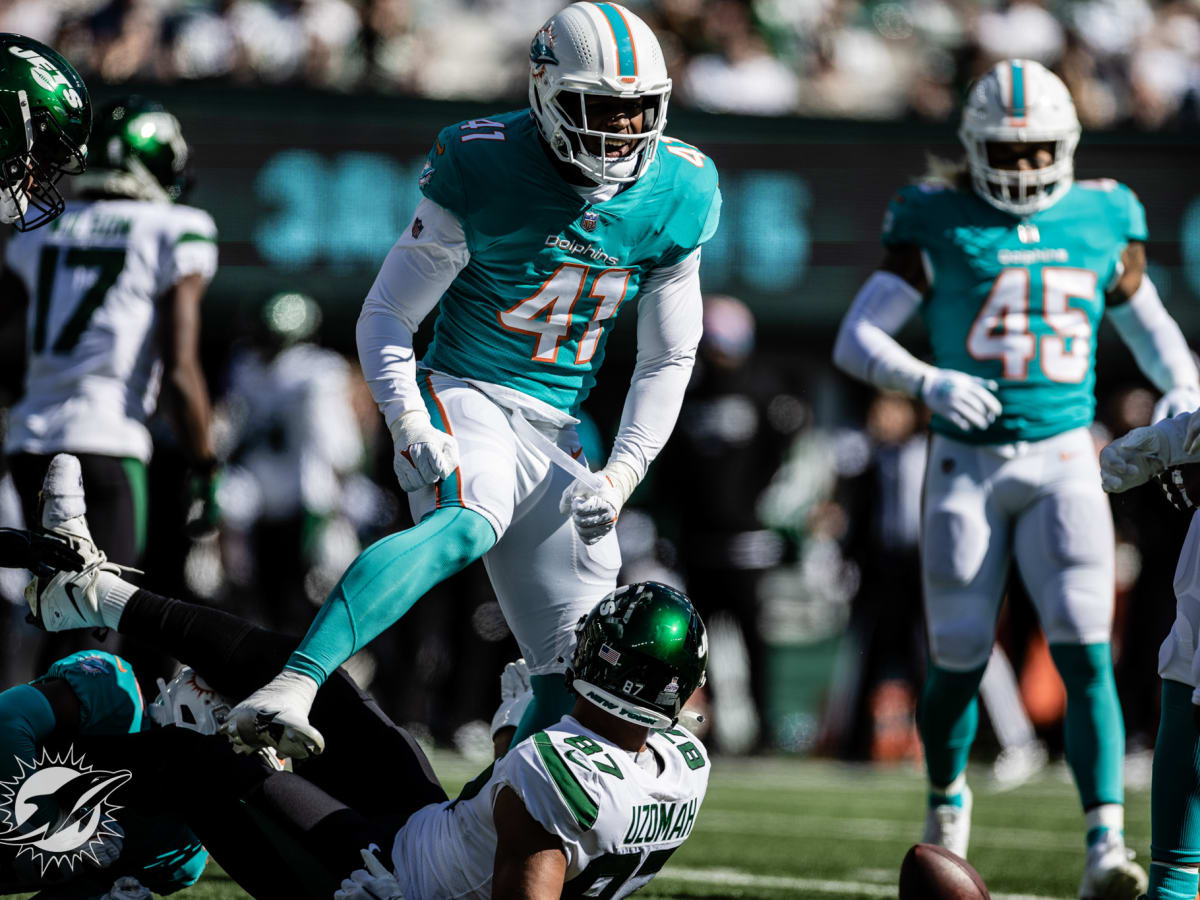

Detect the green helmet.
[
  {"left": 0, "top": 33, "right": 90, "bottom": 230},
  {"left": 76, "top": 96, "right": 190, "bottom": 203},
  {"left": 568, "top": 582, "right": 707, "bottom": 730}
]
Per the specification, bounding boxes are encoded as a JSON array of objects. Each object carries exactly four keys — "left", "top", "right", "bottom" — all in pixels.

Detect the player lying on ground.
[
  {"left": 26, "top": 455, "right": 711, "bottom": 899},
  {"left": 219, "top": 1, "right": 721, "bottom": 762},
  {"left": 832, "top": 58, "right": 1200, "bottom": 899},
  {"left": 0, "top": 33, "right": 90, "bottom": 230},
  {"left": 1101, "top": 413, "right": 1200, "bottom": 900}
]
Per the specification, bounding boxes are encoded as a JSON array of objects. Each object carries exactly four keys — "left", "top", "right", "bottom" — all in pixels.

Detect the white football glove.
[
  {"left": 1099, "top": 425, "right": 1170, "bottom": 493},
  {"left": 559, "top": 460, "right": 638, "bottom": 545},
  {"left": 920, "top": 369, "right": 1002, "bottom": 432},
  {"left": 490, "top": 658, "right": 533, "bottom": 739},
  {"left": 389, "top": 410, "right": 459, "bottom": 493},
  {"left": 102, "top": 876, "right": 152, "bottom": 900},
  {"left": 1153, "top": 385, "right": 1200, "bottom": 423},
  {"left": 335, "top": 848, "right": 404, "bottom": 900},
  {"left": 221, "top": 670, "right": 325, "bottom": 759}
]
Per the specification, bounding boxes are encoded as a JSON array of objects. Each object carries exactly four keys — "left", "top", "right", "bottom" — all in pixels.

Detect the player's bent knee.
[
  {"left": 433, "top": 507, "right": 496, "bottom": 568},
  {"left": 929, "top": 620, "right": 994, "bottom": 671}
]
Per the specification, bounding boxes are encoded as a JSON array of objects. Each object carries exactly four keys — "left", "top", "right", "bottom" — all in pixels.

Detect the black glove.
[{"left": 0, "top": 527, "right": 85, "bottom": 576}]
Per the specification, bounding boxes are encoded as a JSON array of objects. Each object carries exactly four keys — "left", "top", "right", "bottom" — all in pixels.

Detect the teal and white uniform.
[
  {"left": 0, "top": 651, "right": 207, "bottom": 896},
  {"left": 389, "top": 716, "right": 709, "bottom": 899},
  {"left": 884, "top": 178, "right": 1144, "bottom": 445},
  {"left": 879, "top": 179, "right": 1145, "bottom": 669},
  {"left": 356, "top": 109, "right": 719, "bottom": 673}
]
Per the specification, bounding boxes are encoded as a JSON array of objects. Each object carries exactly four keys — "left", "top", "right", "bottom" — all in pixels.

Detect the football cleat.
[
  {"left": 221, "top": 671, "right": 325, "bottom": 760},
  {"left": 1078, "top": 831, "right": 1147, "bottom": 900},
  {"left": 26, "top": 454, "right": 124, "bottom": 632},
  {"left": 922, "top": 784, "right": 972, "bottom": 860}
]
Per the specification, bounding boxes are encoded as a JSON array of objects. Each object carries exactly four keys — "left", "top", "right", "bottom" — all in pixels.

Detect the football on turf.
[{"left": 899, "top": 843, "right": 990, "bottom": 900}]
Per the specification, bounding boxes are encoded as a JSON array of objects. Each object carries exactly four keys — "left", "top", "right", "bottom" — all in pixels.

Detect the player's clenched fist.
[
  {"left": 560, "top": 460, "right": 638, "bottom": 545},
  {"left": 920, "top": 370, "right": 1002, "bottom": 432},
  {"left": 1099, "top": 425, "right": 1169, "bottom": 493},
  {"left": 388, "top": 410, "right": 459, "bottom": 492}
]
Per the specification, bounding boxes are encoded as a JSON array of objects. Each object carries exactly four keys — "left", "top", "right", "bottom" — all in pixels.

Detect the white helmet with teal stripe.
[
  {"left": 528, "top": 2, "right": 670, "bottom": 185},
  {"left": 959, "top": 59, "right": 1080, "bottom": 217}
]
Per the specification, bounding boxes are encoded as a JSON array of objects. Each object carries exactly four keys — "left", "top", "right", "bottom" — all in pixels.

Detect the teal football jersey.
[
  {"left": 419, "top": 110, "right": 721, "bottom": 415},
  {"left": 27, "top": 652, "right": 209, "bottom": 893},
  {"left": 883, "top": 179, "right": 1147, "bottom": 443}
]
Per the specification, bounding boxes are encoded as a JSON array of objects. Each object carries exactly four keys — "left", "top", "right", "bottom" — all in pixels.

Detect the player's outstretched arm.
[
  {"left": 1105, "top": 244, "right": 1200, "bottom": 422},
  {"left": 833, "top": 246, "right": 1001, "bottom": 432},
  {"left": 562, "top": 250, "right": 702, "bottom": 544},
  {"left": 358, "top": 198, "right": 467, "bottom": 492},
  {"left": 492, "top": 786, "right": 568, "bottom": 899}
]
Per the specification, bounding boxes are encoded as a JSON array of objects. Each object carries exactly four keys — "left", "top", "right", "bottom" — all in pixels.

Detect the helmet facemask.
[
  {"left": 0, "top": 93, "right": 86, "bottom": 231},
  {"left": 537, "top": 84, "right": 669, "bottom": 184},
  {"left": 961, "top": 130, "right": 1079, "bottom": 217},
  {"left": 959, "top": 59, "right": 1081, "bottom": 218}
]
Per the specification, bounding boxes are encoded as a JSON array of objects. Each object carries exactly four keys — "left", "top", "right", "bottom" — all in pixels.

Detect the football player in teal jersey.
[
  {"left": 221, "top": 2, "right": 720, "bottom": 761},
  {"left": 834, "top": 59, "right": 1200, "bottom": 899}
]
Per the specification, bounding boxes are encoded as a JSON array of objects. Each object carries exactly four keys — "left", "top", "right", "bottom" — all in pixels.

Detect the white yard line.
[
  {"left": 659, "top": 866, "right": 1065, "bottom": 900},
  {"left": 696, "top": 809, "right": 1083, "bottom": 851}
]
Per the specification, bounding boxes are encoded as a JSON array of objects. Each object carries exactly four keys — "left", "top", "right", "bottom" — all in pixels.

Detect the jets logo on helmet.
[
  {"left": 959, "top": 59, "right": 1080, "bottom": 217},
  {"left": 567, "top": 582, "right": 707, "bottom": 730},
  {"left": 528, "top": 2, "right": 671, "bottom": 185},
  {"left": 0, "top": 33, "right": 90, "bottom": 231}
]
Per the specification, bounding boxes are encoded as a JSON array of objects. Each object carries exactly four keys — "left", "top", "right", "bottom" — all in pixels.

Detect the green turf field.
[{"left": 72, "top": 754, "right": 1151, "bottom": 899}]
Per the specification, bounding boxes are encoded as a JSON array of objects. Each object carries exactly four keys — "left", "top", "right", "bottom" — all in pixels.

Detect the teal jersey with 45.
[
  {"left": 419, "top": 110, "right": 721, "bottom": 415},
  {"left": 883, "top": 179, "right": 1146, "bottom": 444}
]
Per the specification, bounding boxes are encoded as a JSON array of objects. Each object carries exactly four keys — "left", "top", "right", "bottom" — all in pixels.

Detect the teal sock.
[
  {"left": 917, "top": 661, "right": 987, "bottom": 791},
  {"left": 1151, "top": 679, "right": 1200, "bottom": 870},
  {"left": 507, "top": 673, "right": 577, "bottom": 749},
  {"left": 1148, "top": 862, "right": 1199, "bottom": 900},
  {"left": 1049, "top": 643, "right": 1124, "bottom": 810},
  {"left": 285, "top": 507, "right": 495, "bottom": 683}
]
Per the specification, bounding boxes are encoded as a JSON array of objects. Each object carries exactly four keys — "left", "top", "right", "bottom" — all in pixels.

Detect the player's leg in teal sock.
[
  {"left": 918, "top": 661, "right": 988, "bottom": 800},
  {"left": 1148, "top": 679, "right": 1200, "bottom": 900},
  {"left": 1048, "top": 642, "right": 1125, "bottom": 846},
  {"left": 285, "top": 507, "right": 495, "bottom": 683},
  {"left": 507, "top": 673, "right": 577, "bottom": 749}
]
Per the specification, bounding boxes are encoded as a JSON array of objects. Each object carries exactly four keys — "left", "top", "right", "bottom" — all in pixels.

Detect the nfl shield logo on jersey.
[{"left": 581, "top": 211, "right": 599, "bottom": 233}]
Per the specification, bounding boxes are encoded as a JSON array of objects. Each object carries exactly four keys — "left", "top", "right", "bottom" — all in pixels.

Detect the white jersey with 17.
[
  {"left": 4, "top": 199, "right": 218, "bottom": 463},
  {"left": 391, "top": 716, "right": 710, "bottom": 899}
]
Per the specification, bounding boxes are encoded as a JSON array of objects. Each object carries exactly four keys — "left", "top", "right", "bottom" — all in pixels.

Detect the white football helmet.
[
  {"left": 528, "top": 2, "right": 671, "bottom": 185},
  {"left": 149, "top": 667, "right": 232, "bottom": 733},
  {"left": 959, "top": 59, "right": 1081, "bottom": 217}
]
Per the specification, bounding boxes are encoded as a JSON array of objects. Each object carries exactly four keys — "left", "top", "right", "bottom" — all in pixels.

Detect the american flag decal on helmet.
[
  {"left": 599, "top": 643, "right": 621, "bottom": 665},
  {"left": 581, "top": 210, "right": 599, "bottom": 233}
]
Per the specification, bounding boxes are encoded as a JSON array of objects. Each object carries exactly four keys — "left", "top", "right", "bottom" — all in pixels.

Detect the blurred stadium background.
[{"left": 3, "top": 0, "right": 1200, "bottom": 896}]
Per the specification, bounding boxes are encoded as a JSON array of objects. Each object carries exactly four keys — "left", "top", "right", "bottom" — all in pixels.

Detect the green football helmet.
[
  {"left": 568, "top": 582, "right": 707, "bottom": 730},
  {"left": 76, "top": 95, "right": 191, "bottom": 203},
  {"left": 0, "top": 33, "right": 90, "bottom": 230}
]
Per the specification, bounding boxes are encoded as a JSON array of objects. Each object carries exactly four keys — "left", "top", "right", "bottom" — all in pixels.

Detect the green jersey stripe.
[
  {"left": 176, "top": 232, "right": 216, "bottom": 244},
  {"left": 533, "top": 731, "right": 599, "bottom": 830}
]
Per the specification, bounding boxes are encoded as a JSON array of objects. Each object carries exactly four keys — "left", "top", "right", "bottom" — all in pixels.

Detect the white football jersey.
[
  {"left": 4, "top": 199, "right": 218, "bottom": 462},
  {"left": 391, "top": 716, "right": 709, "bottom": 899}
]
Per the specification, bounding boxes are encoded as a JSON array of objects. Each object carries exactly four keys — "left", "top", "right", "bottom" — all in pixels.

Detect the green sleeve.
[{"left": 0, "top": 684, "right": 56, "bottom": 782}]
